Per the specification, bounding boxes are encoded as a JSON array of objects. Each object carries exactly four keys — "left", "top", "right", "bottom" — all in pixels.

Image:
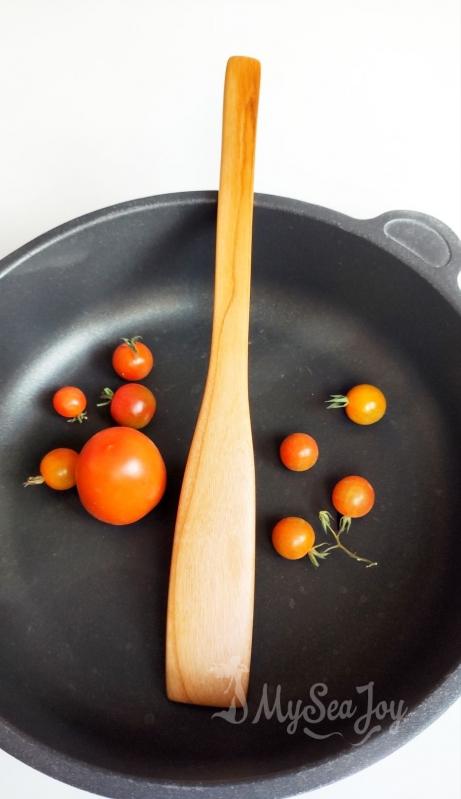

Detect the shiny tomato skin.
[
  {"left": 110, "top": 384, "right": 156, "bottom": 429},
  {"left": 112, "top": 341, "right": 154, "bottom": 380},
  {"left": 346, "top": 384, "right": 386, "bottom": 425},
  {"left": 53, "top": 386, "right": 87, "bottom": 418},
  {"left": 332, "top": 475, "right": 375, "bottom": 518},
  {"left": 272, "top": 517, "right": 316, "bottom": 560},
  {"left": 279, "top": 433, "right": 319, "bottom": 471},
  {"left": 40, "top": 448, "right": 79, "bottom": 490},
  {"left": 76, "top": 427, "right": 166, "bottom": 525}
]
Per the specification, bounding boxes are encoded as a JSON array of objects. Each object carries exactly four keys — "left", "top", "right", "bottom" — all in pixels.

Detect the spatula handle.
[
  {"left": 165, "top": 56, "right": 260, "bottom": 708},
  {"left": 212, "top": 56, "right": 261, "bottom": 368}
]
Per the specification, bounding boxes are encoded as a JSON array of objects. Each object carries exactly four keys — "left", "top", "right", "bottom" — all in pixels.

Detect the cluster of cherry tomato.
[
  {"left": 24, "top": 337, "right": 167, "bottom": 526},
  {"left": 51, "top": 337, "right": 156, "bottom": 428},
  {"left": 272, "top": 383, "right": 387, "bottom": 569}
]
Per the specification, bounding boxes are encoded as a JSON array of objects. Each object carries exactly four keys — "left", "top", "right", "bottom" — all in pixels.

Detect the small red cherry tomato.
[
  {"left": 98, "top": 384, "right": 157, "bottom": 429},
  {"left": 112, "top": 336, "right": 154, "bottom": 380},
  {"left": 52, "top": 386, "right": 87, "bottom": 422},
  {"left": 279, "top": 433, "right": 319, "bottom": 471},
  {"left": 332, "top": 475, "right": 375, "bottom": 518}
]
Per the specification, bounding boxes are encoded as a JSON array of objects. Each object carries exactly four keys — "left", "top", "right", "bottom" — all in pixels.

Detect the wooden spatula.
[{"left": 165, "top": 55, "right": 260, "bottom": 708}]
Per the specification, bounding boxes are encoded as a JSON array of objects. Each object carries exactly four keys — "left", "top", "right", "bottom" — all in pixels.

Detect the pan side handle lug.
[
  {"left": 363, "top": 210, "right": 461, "bottom": 294},
  {"left": 383, "top": 216, "right": 451, "bottom": 268}
]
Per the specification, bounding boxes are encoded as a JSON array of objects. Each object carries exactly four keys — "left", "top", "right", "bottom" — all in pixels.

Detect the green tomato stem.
[
  {"left": 307, "top": 545, "right": 331, "bottom": 568},
  {"left": 23, "top": 475, "right": 45, "bottom": 487},
  {"left": 97, "top": 387, "right": 114, "bottom": 407},
  {"left": 325, "top": 394, "right": 349, "bottom": 410},
  {"left": 67, "top": 411, "right": 88, "bottom": 423},
  {"left": 122, "top": 335, "right": 142, "bottom": 353},
  {"left": 338, "top": 515, "right": 352, "bottom": 535},
  {"left": 318, "top": 510, "right": 377, "bottom": 568}
]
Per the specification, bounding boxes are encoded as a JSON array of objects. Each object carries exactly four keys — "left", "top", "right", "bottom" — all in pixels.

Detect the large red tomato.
[{"left": 76, "top": 427, "right": 166, "bottom": 525}]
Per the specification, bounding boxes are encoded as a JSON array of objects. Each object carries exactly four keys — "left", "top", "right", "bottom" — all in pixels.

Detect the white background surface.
[{"left": 0, "top": 0, "right": 460, "bottom": 797}]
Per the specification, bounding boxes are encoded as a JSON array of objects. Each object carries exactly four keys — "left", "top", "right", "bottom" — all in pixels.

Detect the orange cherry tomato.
[
  {"left": 99, "top": 384, "right": 157, "bottom": 429},
  {"left": 112, "top": 337, "right": 154, "bottom": 381},
  {"left": 327, "top": 384, "right": 386, "bottom": 425},
  {"left": 76, "top": 427, "right": 166, "bottom": 525},
  {"left": 332, "top": 475, "right": 375, "bottom": 518},
  {"left": 52, "top": 386, "right": 87, "bottom": 422},
  {"left": 345, "top": 384, "right": 386, "bottom": 425},
  {"left": 272, "top": 517, "right": 316, "bottom": 560},
  {"left": 279, "top": 433, "right": 319, "bottom": 471},
  {"left": 24, "top": 448, "right": 79, "bottom": 490}
]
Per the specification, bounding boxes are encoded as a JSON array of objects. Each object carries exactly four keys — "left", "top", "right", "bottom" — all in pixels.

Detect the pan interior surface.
[{"left": 0, "top": 196, "right": 460, "bottom": 790}]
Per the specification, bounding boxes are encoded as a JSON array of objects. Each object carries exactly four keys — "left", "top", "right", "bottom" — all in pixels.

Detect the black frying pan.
[{"left": 0, "top": 192, "right": 460, "bottom": 798}]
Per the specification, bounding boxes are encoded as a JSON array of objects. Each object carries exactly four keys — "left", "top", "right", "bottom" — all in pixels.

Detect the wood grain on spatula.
[{"left": 165, "top": 56, "right": 260, "bottom": 707}]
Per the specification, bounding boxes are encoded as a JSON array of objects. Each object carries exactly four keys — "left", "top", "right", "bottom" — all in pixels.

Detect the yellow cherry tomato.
[{"left": 327, "top": 384, "right": 386, "bottom": 425}]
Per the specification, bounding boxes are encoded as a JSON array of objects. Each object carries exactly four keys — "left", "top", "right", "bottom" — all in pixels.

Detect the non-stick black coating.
[{"left": 0, "top": 193, "right": 460, "bottom": 798}]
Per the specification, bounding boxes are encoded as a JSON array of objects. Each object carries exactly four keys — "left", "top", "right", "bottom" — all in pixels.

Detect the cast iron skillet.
[{"left": 0, "top": 192, "right": 460, "bottom": 798}]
